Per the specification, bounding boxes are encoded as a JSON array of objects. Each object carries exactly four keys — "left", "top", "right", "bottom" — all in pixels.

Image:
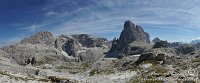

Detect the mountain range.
[{"left": 0, "top": 20, "right": 199, "bottom": 83}]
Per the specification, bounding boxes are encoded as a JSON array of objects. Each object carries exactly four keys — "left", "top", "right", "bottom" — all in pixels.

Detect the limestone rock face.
[
  {"left": 71, "top": 34, "right": 108, "bottom": 47},
  {"left": 0, "top": 49, "right": 17, "bottom": 65},
  {"left": 109, "top": 37, "right": 119, "bottom": 52},
  {"left": 118, "top": 20, "right": 150, "bottom": 49},
  {"left": 21, "top": 31, "right": 55, "bottom": 45},
  {"left": 1, "top": 44, "right": 70, "bottom": 66},
  {"left": 1, "top": 31, "right": 109, "bottom": 66},
  {"left": 110, "top": 20, "right": 150, "bottom": 52},
  {"left": 59, "top": 34, "right": 109, "bottom": 57},
  {"left": 106, "top": 20, "right": 150, "bottom": 58},
  {"left": 0, "top": 49, "right": 9, "bottom": 57},
  {"left": 62, "top": 38, "right": 81, "bottom": 57},
  {"left": 78, "top": 50, "right": 97, "bottom": 63},
  {"left": 56, "top": 35, "right": 73, "bottom": 51},
  {"left": 176, "top": 44, "right": 195, "bottom": 54}
]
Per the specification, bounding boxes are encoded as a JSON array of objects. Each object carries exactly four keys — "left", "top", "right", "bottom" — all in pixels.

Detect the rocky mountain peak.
[
  {"left": 118, "top": 20, "right": 150, "bottom": 49},
  {"left": 152, "top": 37, "right": 161, "bottom": 43},
  {"left": 21, "top": 31, "right": 55, "bottom": 45},
  {"left": 107, "top": 20, "right": 151, "bottom": 57},
  {"left": 124, "top": 20, "right": 135, "bottom": 30}
]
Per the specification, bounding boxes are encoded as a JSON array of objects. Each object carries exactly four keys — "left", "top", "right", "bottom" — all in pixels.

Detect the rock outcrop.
[
  {"left": 136, "top": 52, "right": 166, "bottom": 65},
  {"left": 136, "top": 53, "right": 156, "bottom": 65},
  {"left": 109, "top": 37, "right": 119, "bottom": 52},
  {"left": 155, "top": 53, "right": 165, "bottom": 61}
]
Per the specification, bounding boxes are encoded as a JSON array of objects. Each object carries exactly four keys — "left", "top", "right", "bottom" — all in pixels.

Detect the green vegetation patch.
[
  {"left": 192, "top": 58, "right": 200, "bottom": 63},
  {"left": 129, "top": 78, "right": 164, "bottom": 83},
  {"left": 89, "top": 68, "right": 115, "bottom": 76}
]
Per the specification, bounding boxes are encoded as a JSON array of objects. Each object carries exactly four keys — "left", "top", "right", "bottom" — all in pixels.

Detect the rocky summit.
[
  {"left": 106, "top": 20, "right": 151, "bottom": 58},
  {"left": 119, "top": 20, "right": 150, "bottom": 47},
  {"left": 21, "top": 31, "right": 55, "bottom": 45},
  {"left": 152, "top": 37, "right": 161, "bottom": 43},
  {"left": 111, "top": 20, "right": 150, "bottom": 52}
]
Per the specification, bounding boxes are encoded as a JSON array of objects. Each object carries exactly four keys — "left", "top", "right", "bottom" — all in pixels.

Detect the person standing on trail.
[
  {"left": 27, "top": 58, "right": 31, "bottom": 64},
  {"left": 31, "top": 57, "right": 36, "bottom": 66}
]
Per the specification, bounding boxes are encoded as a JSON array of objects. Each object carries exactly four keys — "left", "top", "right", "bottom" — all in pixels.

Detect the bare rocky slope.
[{"left": 0, "top": 20, "right": 199, "bottom": 83}]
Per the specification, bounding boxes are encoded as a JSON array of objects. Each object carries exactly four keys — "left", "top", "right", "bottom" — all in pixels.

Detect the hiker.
[
  {"left": 27, "top": 58, "right": 31, "bottom": 64},
  {"left": 31, "top": 57, "right": 36, "bottom": 66}
]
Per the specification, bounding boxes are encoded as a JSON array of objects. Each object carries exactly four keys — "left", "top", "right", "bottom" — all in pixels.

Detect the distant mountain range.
[{"left": 190, "top": 39, "right": 200, "bottom": 44}]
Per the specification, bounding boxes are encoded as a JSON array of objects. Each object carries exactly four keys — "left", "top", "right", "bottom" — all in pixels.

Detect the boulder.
[
  {"left": 155, "top": 53, "right": 165, "bottom": 61},
  {"left": 136, "top": 53, "right": 166, "bottom": 65},
  {"left": 136, "top": 53, "right": 156, "bottom": 65},
  {"left": 153, "top": 41, "right": 168, "bottom": 48}
]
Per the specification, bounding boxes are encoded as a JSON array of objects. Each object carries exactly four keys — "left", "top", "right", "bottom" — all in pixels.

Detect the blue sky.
[{"left": 1, "top": 0, "right": 200, "bottom": 46}]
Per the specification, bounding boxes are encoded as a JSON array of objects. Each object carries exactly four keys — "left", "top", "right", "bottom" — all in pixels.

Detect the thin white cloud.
[
  {"left": 192, "top": 37, "right": 200, "bottom": 40},
  {"left": 20, "top": 23, "right": 38, "bottom": 32},
  {"left": 15, "top": 0, "right": 200, "bottom": 42},
  {"left": 45, "top": 11, "right": 58, "bottom": 16}
]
